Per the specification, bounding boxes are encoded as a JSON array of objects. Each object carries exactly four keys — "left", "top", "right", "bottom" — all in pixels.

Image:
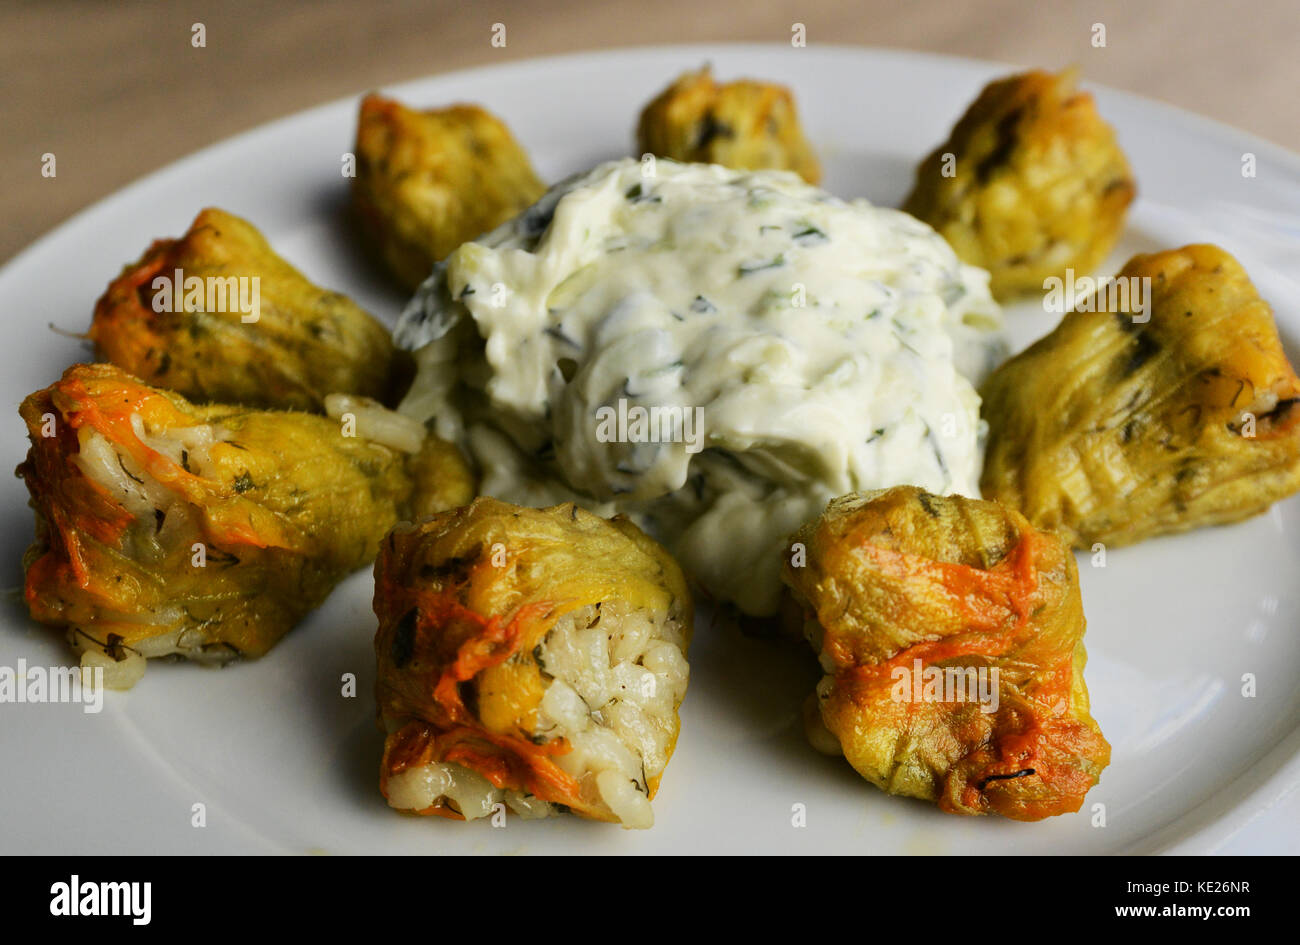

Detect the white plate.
[{"left": 3, "top": 44, "right": 1299, "bottom": 855}]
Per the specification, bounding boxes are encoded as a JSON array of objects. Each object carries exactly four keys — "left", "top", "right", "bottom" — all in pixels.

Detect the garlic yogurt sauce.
[{"left": 396, "top": 158, "right": 1004, "bottom": 615}]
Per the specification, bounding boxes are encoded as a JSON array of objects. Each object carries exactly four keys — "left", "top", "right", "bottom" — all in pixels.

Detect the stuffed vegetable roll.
[
  {"left": 636, "top": 66, "right": 821, "bottom": 184},
  {"left": 782, "top": 486, "right": 1110, "bottom": 821},
  {"left": 902, "top": 67, "right": 1135, "bottom": 301},
  {"left": 374, "top": 497, "right": 692, "bottom": 829},
  {"left": 980, "top": 244, "right": 1300, "bottom": 547},
  {"left": 352, "top": 95, "right": 546, "bottom": 291},
  {"left": 17, "top": 363, "right": 474, "bottom": 688},
  {"left": 89, "top": 208, "right": 408, "bottom": 411}
]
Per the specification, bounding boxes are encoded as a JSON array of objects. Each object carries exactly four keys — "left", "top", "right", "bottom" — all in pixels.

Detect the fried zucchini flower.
[
  {"left": 980, "top": 244, "right": 1300, "bottom": 547},
  {"left": 89, "top": 207, "right": 406, "bottom": 411},
  {"left": 17, "top": 363, "right": 474, "bottom": 689},
  {"left": 902, "top": 67, "right": 1135, "bottom": 300},
  {"left": 352, "top": 94, "right": 546, "bottom": 290},
  {"left": 636, "top": 66, "right": 821, "bottom": 184},
  {"left": 374, "top": 497, "right": 692, "bottom": 829},
  {"left": 782, "top": 486, "right": 1110, "bottom": 822}
]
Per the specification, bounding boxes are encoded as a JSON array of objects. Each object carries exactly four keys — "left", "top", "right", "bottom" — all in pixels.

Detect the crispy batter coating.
[
  {"left": 902, "top": 68, "right": 1135, "bottom": 300},
  {"left": 782, "top": 486, "right": 1109, "bottom": 821},
  {"left": 374, "top": 497, "right": 692, "bottom": 824},
  {"left": 17, "top": 363, "right": 474, "bottom": 684},
  {"left": 981, "top": 244, "right": 1300, "bottom": 547},
  {"left": 89, "top": 208, "right": 407, "bottom": 411},
  {"left": 352, "top": 94, "right": 546, "bottom": 291},
  {"left": 636, "top": 66, "right": 821, "bottom": 184}
]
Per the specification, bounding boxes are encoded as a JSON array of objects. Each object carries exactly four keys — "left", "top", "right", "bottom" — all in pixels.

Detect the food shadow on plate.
[
  {"left": 299, "top": 186, "right": 416, "bottom": 324},
  {"left": 682, "top": 603, "right": 971, "bottom": 844},
  {"left": 285, "top": 577, "right": 391, "bottom": 816},
  {"left": 685, "top": 604, "right": 872, "bottom": 785},
  {"left": 818, "top": 151, "right": 918, "bottom": 209}
]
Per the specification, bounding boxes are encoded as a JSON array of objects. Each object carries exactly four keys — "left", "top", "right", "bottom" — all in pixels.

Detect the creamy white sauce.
[{"left": 397, "top": 159, "right": 1003, "bottom": 615}]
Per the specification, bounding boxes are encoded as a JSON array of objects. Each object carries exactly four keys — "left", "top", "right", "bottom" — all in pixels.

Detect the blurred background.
[{"left": 4, "top": 0, "right": 1297, "bottom": 263}]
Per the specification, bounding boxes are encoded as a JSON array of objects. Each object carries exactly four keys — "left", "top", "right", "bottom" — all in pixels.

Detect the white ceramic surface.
[{"left": 2, "top": 44, "right": 1298, "bottom": 855}]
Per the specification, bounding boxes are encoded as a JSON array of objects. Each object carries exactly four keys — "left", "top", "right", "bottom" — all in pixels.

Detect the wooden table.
[{"left": 4, "top": 0, "right": 1296, "bottom": 263}]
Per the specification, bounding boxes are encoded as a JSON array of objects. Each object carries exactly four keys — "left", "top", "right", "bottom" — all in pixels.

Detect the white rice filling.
[
  {"left": 324, "top": 393, "right": 426, "bottom": 454},
  {"left": 72, "top": 419, "right": 221, "bottom": 525},
  {"left": 60, "top": 421, "right": 238, "bottom": 686},
  {"left": 387, "top": 599, "right": 689, "bottom": 828}
]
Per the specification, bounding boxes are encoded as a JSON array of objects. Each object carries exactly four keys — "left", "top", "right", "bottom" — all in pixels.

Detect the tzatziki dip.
[{"left": 396, "top": 158, "right": 1003, "bottom": 615}]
